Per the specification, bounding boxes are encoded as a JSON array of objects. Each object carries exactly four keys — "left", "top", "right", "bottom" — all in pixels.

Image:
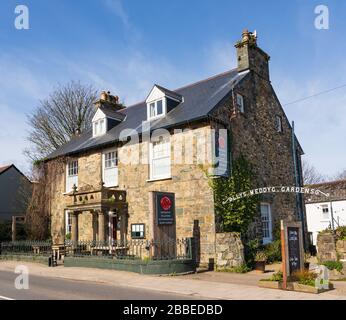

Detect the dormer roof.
[{"left": 146, "top": 85, "right": 183, "bottom": 103}]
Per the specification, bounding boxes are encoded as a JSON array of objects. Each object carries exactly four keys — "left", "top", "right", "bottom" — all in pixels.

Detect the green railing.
[
  {"left": 0, "top": 241, "right": 53, "bottom": 257},
  {"left": 64, "top": 238, "right": 193, "bottom": 261}
]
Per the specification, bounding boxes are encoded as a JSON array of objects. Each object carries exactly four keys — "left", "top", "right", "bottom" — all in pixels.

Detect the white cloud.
[{"left": 103, "top": 0, "right": 130, "bottom": 28}]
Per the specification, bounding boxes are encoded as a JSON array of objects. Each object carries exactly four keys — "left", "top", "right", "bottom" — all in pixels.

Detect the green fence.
[{"left": 64, "top": 238, "right": 193, "bottom": 261}]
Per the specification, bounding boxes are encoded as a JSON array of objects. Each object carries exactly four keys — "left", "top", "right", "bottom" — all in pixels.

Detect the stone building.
[{"left": 45, "top": 30, "right": 305, "bottom": 266}]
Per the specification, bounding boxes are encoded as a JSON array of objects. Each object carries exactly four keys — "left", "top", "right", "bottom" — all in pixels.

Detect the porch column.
[
  {"left": 98, "top": 211, "right": 105, "bottom": 242},
  {"left": 71, "top": 212, "right": 79, "bottom": 242}
]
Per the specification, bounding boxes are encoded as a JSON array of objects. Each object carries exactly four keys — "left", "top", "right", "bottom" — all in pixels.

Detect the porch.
[{"left": 65, "top": 187, "right": 128, "bottom": 244}]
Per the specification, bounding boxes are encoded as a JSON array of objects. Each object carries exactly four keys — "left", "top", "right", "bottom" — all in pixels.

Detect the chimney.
[
  {"left": 235, "top": 29, "right": 270, "bottom": 81},
  {"left": 94, "top": 91, "right": 125, "bottom": 110}
]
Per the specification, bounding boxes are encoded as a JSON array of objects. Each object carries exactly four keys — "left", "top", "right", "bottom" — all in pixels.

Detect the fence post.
[{"left": 189, "top": 237, "right": 194, "bottom": 261}]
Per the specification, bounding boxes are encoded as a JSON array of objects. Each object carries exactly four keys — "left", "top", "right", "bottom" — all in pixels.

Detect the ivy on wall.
[{"left": 209, "top": 155, "right": 260, "bottom": 234}]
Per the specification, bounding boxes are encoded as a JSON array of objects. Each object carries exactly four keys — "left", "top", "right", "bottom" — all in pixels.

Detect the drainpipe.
[
  {"left": 330, "top": 201, "right": 335, "bottom": 232},
  {"left": 291, "top": 121, "right": 306, "bottom": 248}
]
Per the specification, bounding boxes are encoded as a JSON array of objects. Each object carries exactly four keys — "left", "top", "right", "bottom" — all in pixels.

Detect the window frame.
[
  {"left": 321, "top": 204, "right": 330, "bottom": 220},
  {"left": 236, "top": 93, "right": 245, "bottom": 113},
  {"left": 66, "top": 160, "right": 78, "bottom": 192},
  {"left": 65, "top": 211, "right": 72, "bottom": 236},
  {"left": 147, "top": 98, "right": 166, "bottom": 121},
  {"left": 93, "top": 118, "right": 107, "bottom": 137},
  {"left": 275, "top": 115, "right": 283, "bottom": 133},
  {"left": 131, "top": 223, "right": 145, "bottom": 239},
  {"left": 149, "top": 136, "right": 171, "bottom": 181},
  {"left": 102, "top": 148, "right": 119, "bottom": 188},
  {"left": 260, "top": 203, "right": 273, "bottom": 244}
]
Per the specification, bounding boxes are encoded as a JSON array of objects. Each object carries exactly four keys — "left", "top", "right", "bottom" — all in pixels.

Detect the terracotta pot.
[{"left": 255, "top": 261, "right": 266, "bottom": 272}]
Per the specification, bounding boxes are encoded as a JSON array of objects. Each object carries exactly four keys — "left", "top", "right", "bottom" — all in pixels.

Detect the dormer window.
[
  {"left": 93, "top": 118, "right": 106, "bottom": 137},
  {"left": 149, "top": 100, "right": 164, "bottom": 119},
  {"left": 146, "top": 85, "right": 183, "bottom": 121},
  {"left": 92, "top": 91, "right": 126, "bottom": 138}
]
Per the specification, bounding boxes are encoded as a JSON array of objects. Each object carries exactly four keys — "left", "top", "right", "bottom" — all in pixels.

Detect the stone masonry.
[{"left": 215, "top": 233, "right": 245, "bottom": 269}]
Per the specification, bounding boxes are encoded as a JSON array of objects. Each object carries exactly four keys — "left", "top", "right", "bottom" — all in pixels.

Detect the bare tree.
[
  {"left": 25, "top": 81, "right": 98, "bottom": 161},
  {"left": 334, "top": 169, "right": 346, "bottom": 181},
  {"left": 302, "top": 159, "right": 326, "bottom": 185}
]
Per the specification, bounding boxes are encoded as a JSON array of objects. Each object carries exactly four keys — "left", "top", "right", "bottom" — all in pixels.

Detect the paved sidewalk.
[{"left": 0, "top": 261, "right": 345, "bottom": 300}]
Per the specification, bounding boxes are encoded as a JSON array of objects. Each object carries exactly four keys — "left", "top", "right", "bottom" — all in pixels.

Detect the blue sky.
[{"left": 0, "top": 0, "right": 345, "bottom": 177}]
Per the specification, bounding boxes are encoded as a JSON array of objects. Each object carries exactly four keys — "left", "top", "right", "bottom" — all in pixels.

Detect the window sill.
[{"left": 146, "top": 177, "right": 172, "bottom": 183}]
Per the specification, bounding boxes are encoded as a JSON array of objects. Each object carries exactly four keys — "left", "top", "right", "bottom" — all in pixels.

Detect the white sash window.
[
  {"left": 261, "top": 203, "right": 272, "bottom": 244},
  {"left": 103, "top": 149, "right": 118, "bottom": 187},
  {"left": 66, "top": 160, "right": 78, "bottom": 192},
  {"left": 150, "top": 137, "right": 171, "bottom": 180}
]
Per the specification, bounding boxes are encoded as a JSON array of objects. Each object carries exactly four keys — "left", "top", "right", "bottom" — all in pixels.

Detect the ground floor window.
[
  {"left": 260, "top": 203, "right": 272, "bottom": 244},
  {"left": 65, "top": 211, "right": 72, "bottom": 238},
  {"left": 131, "top": 224, "right": 145, "bottom": 239}
]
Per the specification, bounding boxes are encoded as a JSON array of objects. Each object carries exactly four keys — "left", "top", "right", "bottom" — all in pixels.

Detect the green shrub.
[
  {"left": 335, "top": 226, "right": 346, "bottom": 241},
  {"left": 217, "top": 264, "right": 251, "bottom": 273},
  {"left": 263, "top": 240, "right": 282, "bottom": 264},
  {"left": 244, "top": 239, "right": 261, "bottom": 269},
  {"left": 270, "top": 271, "right": 283, "bottom": 282},
  {"left": 260, "top": 271, "right": 283, "bottom": 282},
  {"left": 323, "top": 261, "right": 344, "bottom": 273},
  {"left": 291, "top": 270, "right": 317, "bottom": 287}
]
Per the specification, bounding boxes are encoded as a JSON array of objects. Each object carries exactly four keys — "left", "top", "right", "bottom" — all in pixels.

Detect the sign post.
[{"left": 281, "top": 220, "right": 304, "bottom": 290}]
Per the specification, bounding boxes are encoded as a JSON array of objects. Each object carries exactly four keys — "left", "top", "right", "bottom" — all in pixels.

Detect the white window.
[
  {"left": 65, "top": 211, "right": 72, "bottom": 236},
  {"left": 261, "top": 203, "right": 272, "bottom": 244},
  {"left": 321, "top": 204, "right": 329, "bottom": 220},
  {"left": 103, "top": 149, "right": 118, "bottom": 187},
  {"left": 275, "top": 115, "right": 283, "bottom": 132},
  {"left": 236, "top": 93, "right": 244, "bottom": 113},
  {"left": 66, "top": 160, "right": 78, "bottom": 192},
  {"left": 148, "top": 99, "right": 164, "bottom": 120},
  {"left": 150, "top": 137, "right": 171, "bottom": 180},
  {"left": 131, "top": 224, "right": 145, "bottom": 239},
  {"left": 93, "top": 118, "right": 107, "bottom": 137}
]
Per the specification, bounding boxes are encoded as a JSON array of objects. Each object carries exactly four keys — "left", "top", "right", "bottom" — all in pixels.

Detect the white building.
[{"left": 305, "top": 180, "right": 346, "bottom": 245}]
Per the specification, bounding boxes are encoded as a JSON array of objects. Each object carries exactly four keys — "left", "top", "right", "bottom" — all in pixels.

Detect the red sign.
[
  {"left": 160, "top": 196, "right": 172, "bottom": 211},
  {"left": 219, "top": 136, "right": 226, "bottom": 149}
]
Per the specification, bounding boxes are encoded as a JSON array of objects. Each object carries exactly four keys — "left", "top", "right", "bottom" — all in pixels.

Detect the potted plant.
[
  {"left": 304, "top": 252, "right": 311, "bottom": 271},
  {"left": 255, "top": 251, "right": 267, "bottom": 272}
]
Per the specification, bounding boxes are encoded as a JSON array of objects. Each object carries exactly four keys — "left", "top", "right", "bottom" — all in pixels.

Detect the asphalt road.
[{"left": 0, "top": 270, "right": 201, "bottom": 300}]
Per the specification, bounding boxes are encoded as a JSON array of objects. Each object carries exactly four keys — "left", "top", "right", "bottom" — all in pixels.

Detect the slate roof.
[
  {"left": 0, "top": 164, "right": 32, "bottom": 182},
  {"left": 152, "top": 84, "right": 183, "bottom": 102},
  {"left": 47, "top": 69, "right": 249, "bottom": 160},
  {"left": 99, "top": 104, "right": 126, "bottom": 121},
  {"left": 305, "top": 179, "right": 346, "bottom": 203},
  {"left": 0, "top": 165, "right": 11, "bottom": 175}
]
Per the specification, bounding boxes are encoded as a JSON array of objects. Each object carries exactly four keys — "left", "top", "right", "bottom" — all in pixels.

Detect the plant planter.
[
  {"left": 254, "top": 261, "right": 266, "bottom": 272},
  {"left": 258, "top": 280, "right": 282, "bottom": 289},
  {"left": 258, "top": 280, "right": 334, "bottom": 294}
]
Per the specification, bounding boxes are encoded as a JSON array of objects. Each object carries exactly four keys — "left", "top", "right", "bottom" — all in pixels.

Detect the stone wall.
[
  {"left": 317, "top": 233, "right": 338, "bottom": 262},
  {"left": 215, "top": 232, "right": 245, "bottom": 269},
  {"left": 336, "top": 240, "right": 346, "bottom": 260}
]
